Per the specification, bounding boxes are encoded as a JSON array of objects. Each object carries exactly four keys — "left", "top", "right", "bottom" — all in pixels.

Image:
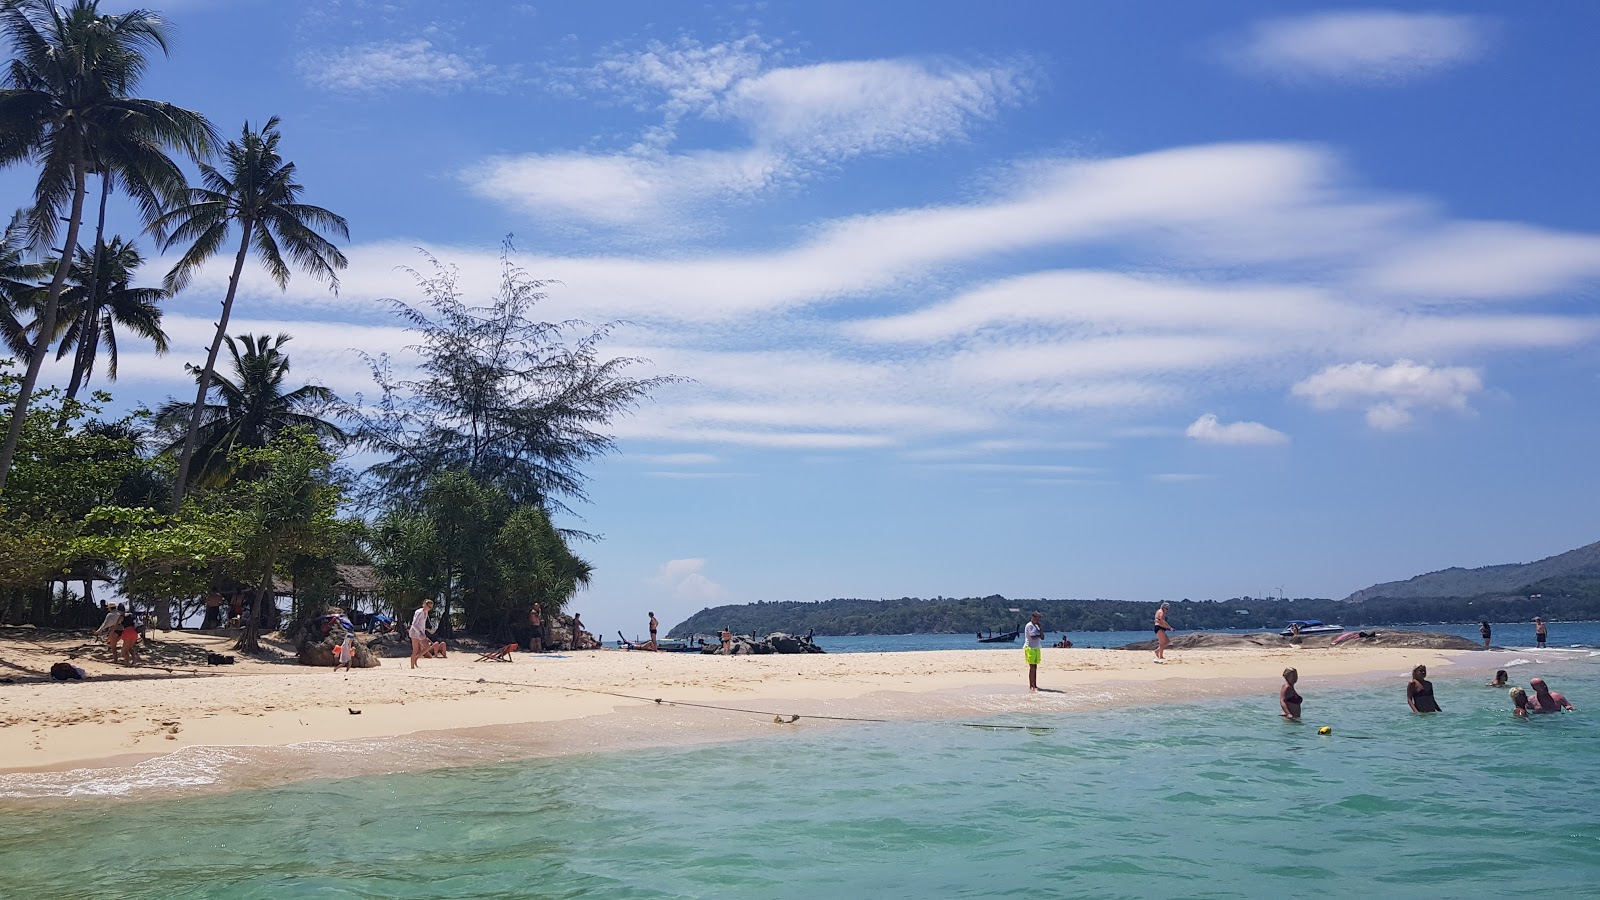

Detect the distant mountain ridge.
[{"left": 1344, "top": 540, "right": 1600, "bottom": 602}]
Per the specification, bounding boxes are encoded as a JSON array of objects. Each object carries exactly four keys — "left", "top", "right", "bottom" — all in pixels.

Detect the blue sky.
[{"left": 10, "top": 1, "right": 1600, "bottom": 635}]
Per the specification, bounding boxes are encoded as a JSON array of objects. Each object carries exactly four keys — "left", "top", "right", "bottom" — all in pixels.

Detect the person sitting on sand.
[
  {"left": 423, "top": 640, "right": 448, "bottom": 659},
  {"left": 1509, "top": 687, "right": 1531, "bottom": 718},
  {"left": 1053, "top": 636, "right": 1073, "bottom": 648},
  {"left": 1280, "top": 668, "right": 1303, "bottom": 720},
  {"left": 409, "top": 599, "right": 435, "bottom": 669},
  {"left": 1407, "top": 665, "right": 1441, "bottom": 713},
  {"left": 1153, "top": 601, "right": 1172, "bottom": 663},
  {"left": 1487, "top": 670, "right": 1508, "bottom": 688},
  {"left": 721, "top": 627, "right": 733, "bottom": 653},
  {"left": 1527, "top": 678, "right": 1575, "bottom": 713}
]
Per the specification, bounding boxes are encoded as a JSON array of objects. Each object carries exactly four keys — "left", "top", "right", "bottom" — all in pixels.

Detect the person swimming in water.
[
  {"left": 1407, "top": 664, "right": 1441, "bottom": 713},
  {"left": 1487, "top": 670, "right": 1508, "bottom": 687},
  {"left": 1280, "top": 667, "right": 1302, "bottom": 720},
  {"left": 1509, "top": 687, "right": 1531, "bottom": 718}
]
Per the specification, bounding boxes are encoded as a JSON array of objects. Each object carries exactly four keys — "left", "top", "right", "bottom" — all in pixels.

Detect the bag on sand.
[{"left": 49, "top": 662, "right": 84, "bottom": 680}]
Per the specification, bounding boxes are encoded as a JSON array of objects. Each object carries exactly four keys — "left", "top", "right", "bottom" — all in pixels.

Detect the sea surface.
[
  {"left": 808, "top": 620, "right": 1600, "bottom": 653},
  {"left": 2, "top": 653, "right": 1595, "bottom": 898}
]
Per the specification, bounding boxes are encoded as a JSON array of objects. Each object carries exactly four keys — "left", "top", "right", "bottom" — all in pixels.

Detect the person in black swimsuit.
[
  {"left": 648, "top": 611, "right": 659, "bottom": 651},
  {"left": 1280, "top": 667, "right": 1303, "bottom": 719},
  {"left": 1479, "top": 621, "right": 1491, "bottom": 649},
  {"left": 1153, "top": 601, "right": 1172, "bottom": 662},
  {"left": 1407, "top": 664, "right": 1442, "bottom": 713}
]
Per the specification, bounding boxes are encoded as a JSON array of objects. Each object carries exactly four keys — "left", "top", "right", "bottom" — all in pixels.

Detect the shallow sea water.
[{"left": 1, "top": 657, "right": 1595, "bottom": 899}]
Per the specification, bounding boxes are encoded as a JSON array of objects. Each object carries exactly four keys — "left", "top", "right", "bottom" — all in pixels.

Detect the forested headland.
[{"left": 670, "top": 577, "right": 1600, "bottom": 637}]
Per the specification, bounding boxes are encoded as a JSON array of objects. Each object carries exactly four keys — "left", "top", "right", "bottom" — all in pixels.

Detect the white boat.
[{"left": 1281, "top": 619, "right": 1344, "bottom": 636}]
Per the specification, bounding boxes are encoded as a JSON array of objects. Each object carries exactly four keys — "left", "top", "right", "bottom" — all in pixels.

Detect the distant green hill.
[{"left": 1345, "top": 540, "right": 1600, "bottom": 601}]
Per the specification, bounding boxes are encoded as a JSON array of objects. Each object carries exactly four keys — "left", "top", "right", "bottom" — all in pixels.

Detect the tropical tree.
[
  {"left": 0, "top": 209, "right": 43, "bottom": 357},
  {"left": 356, "top": 247, "right": 677, "bottom": 515},
  {"left": 46, "top": 236, "right": 169, "bottom": 402},
  {"left": 492, "top": 504, "right": 591, "bottom": 633},
  {"left": 151, "top": 116, "right": 348, "bottom": 511},
  {"left": 154, "top": 332, "right": 343, "bottom": 490},
  {"left": 0, "top": 0, "right": 213, "bottom": 494}
]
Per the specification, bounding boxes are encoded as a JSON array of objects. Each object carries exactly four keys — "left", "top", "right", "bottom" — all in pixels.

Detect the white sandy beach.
[{"left": 0, "top": 629, "right": 1474, "bottom": 776}]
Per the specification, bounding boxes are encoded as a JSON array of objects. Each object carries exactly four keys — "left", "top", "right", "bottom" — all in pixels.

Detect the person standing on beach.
[
  {"left": 721, "top": 627, "right": 733, "bottom": 653},
  {"left": 1534, "top": 617, "right": 1548, "bottom": 648},
  {"left": 527, "top": 604, "right": 544, "bottom": 651},
  {"left": 409, "top": 599, "right": 434, "bottom": 669},
  {"left": 94, "top": 604, "right": 124, "bottom": 658},
  {"left": 1479, "top": 621, "right": 1491, "bottom": 649},
  {"left": 203, "top": 590, "right": 224, "bottom": 629},
  {"left": 1280, "top": 668, "right": 1302, "bottom": 719},
  {"left": 1407, "top": 665, "right": 1441, "bottom": 713},
  {"left": 1024, "top": 611, "right": 1044, "bottom": 692},
  {"left": 1153, "top": 602, "right": 1172, "bottom": 662},
  {"left": 571, "top": 613, "right": 583, "bottom": 650},
  {"left": 648, "top": 611, "right": 659, "bottom": 651},
  {"left": 333, "top": 634, "right": 355, "bottom": 673}
]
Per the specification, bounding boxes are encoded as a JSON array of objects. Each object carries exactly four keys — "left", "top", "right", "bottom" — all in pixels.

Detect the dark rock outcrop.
[
  {"left": 701, "top": 632, "right": 825, "bottom": 655},
  {"left": 298, "top": 634, "right": 381, "bottom": 668}
]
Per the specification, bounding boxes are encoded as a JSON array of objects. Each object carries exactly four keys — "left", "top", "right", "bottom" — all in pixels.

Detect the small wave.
[
  {"left": 0, "top": 745, "right": 249, "bottom": 800},
  {"left": 1502, "top": 658, "right": 1533, "bottom": 668}
]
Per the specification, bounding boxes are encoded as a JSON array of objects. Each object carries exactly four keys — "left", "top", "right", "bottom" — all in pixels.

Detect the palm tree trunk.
[
  {"left": 169, "top": 218, "right": 254, "bottom": 511},
  {"left": 62, "top": 171, "right": 114, "bottom": 411},
  {"left": 0, "top": 139, "right": 90, "bottom": 495},
  {"left": 239, "top": 548, "right": 273, "bottom": 654}
]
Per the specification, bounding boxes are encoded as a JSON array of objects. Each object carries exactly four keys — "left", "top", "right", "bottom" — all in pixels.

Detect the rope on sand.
[{"left": 404, "top": 672, "right": 1060, "bottom": 732}]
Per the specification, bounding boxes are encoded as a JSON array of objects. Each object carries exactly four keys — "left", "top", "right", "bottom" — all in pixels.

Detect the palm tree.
[
  {"left": 151, "top": 116, "right": 348, "bottom": 511},
  {"left": 0, "top": 210, "right": 44, "bottom": 359},
  {"left": 0, "top": 0, "right": 213, "bottom": 494},
  {"left": 47, "top": 236, "right": 169, "bottom": 403},
  {"left": 154, "top": 332, "right": 344, "bottom": 489}
]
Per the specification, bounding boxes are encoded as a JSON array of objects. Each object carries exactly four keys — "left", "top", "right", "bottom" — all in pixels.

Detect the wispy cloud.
[
  {"left": 1291, "top": 360, "right": 1482, "bottom": 430},
  {"left": 1229, "top": 11, "right": 1488, "bottom": 85},
  {"left": 1186, "top": 414, "right": 1291, "bottom": 447},
  {"left": 466, "top": 37, "right": 1028, "bottom": 230},
  {"left": 298, "top": 39, "right": 503, "bottom": 94}
]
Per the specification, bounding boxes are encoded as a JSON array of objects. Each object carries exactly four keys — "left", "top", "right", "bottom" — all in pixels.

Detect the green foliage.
[{"left": 355, "top": 245, "right": 679, "bottom": 513}]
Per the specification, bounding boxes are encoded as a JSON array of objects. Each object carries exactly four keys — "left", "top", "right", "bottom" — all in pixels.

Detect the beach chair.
[{"left": 475, "top": 643, "right": 518, "bottom": 662}]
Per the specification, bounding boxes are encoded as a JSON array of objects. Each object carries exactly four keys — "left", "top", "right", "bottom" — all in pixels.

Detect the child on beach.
[{"left": 333, "top": 635, "right": 355, "bottom": 673}]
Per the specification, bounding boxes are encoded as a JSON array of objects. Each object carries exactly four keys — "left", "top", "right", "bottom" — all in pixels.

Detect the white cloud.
[
  {"left": 298, "top": 40, "right": 499, "bottom": 94},
  {"left": 1232, "top": 11, "right": 1488, "bottom": 84},
  {"left": 633, "top": 453, "right": 721, "bottom": 465},
  {"left": 1366, "top": 222, "right": 1600, "bottom": 299},
  {"left": 468, "top": 39, "right": 1026, "bottom": 229},
  {"left": 1185, "top": 414, "right": 1291, "bottom": 446},
  {"left": 1290, "top": 360, "right": 1483, "bottom": 430},
  {"left": 651, "top": 558, "right": 725, "bottom": 601}
]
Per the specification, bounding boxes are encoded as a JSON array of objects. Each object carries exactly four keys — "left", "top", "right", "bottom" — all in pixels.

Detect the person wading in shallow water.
[
  {"left": 1407, "top": 664, "right": 1442, "bottom": 713},
  {"left": 1534, "top": 617, "right": 1548, "bottom": 648}
]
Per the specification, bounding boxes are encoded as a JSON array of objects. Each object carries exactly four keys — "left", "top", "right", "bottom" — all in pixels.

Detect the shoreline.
[{"left": 1, "top": 628, "right": 1535, "bottom": 802}]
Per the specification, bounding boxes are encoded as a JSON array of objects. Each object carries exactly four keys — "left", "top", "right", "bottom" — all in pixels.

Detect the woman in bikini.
[
  {"left": 1153, "top": 601, "right": 1172, "bottom": 662},
  {"left": 1487, "top": 670, "right": 1508, "bottom": 687},
  {"left": 1407, "top": 664, "right": 1441, "bottom": 713},
  {"left": 1280, "top": 667, "right": 1303, "bottom": 719}
]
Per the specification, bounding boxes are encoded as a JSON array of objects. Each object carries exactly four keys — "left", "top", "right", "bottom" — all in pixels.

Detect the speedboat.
[{"left": 1281, "top": 619, "right": 1344, "bottom": 636}]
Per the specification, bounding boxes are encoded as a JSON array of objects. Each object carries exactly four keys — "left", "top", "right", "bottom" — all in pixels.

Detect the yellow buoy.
[{"left": 1317, "top": 726, "right": 1332, "bottom": 735}]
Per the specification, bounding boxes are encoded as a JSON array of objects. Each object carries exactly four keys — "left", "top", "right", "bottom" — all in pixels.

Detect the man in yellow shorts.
[{"left": 1024, "top": 611, "right": 1044, "bottom": 692}]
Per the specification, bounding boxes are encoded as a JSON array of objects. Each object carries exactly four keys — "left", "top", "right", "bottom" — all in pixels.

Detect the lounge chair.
[{"left": 475, "top": 643, "right": 518, "bottom": 662}]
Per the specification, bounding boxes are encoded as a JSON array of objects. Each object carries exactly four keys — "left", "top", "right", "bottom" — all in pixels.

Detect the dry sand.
[{"left": 0, "top": 627, "right": 1472, "bottom": 778}]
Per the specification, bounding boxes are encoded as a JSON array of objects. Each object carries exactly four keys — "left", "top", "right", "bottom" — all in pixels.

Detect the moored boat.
[
  {"left": 1281, "top": 619, "right": 1344, "bottom": 636},
  {"left": 977, "top": 629, "right": 1019, "bottom": 643}
]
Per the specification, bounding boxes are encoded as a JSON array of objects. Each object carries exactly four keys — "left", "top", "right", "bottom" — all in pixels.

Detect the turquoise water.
[
  {"left": 3, "top": 661, "right": 1596, "bottom": 898},
  {"left": 811, "top": 621, "right": 1600, "bottom": 653}
]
